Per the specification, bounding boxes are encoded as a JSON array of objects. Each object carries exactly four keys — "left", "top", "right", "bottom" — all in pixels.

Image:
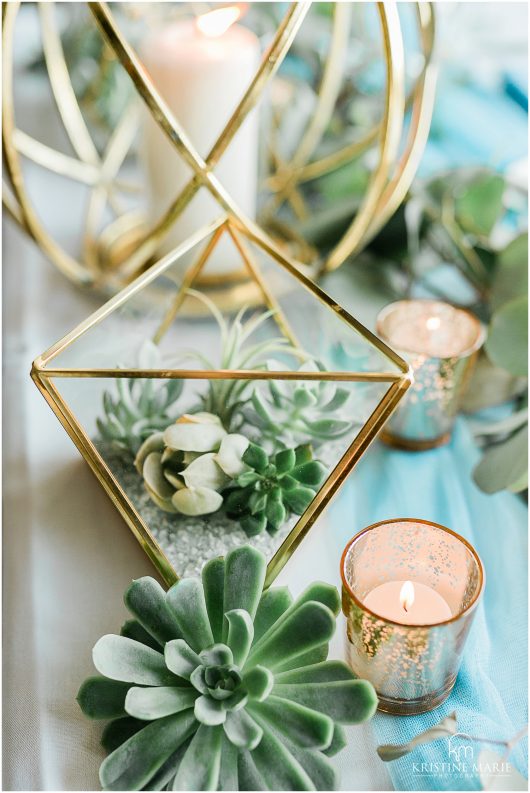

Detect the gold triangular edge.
[
  {"left": 33, "top": 367, "right": 404, "bottom": 384},
  {"left": 35, "top": 217, "right": 226, "bottom": 370},
  {"left": 33, "top": 213, "right": 411, "bottom": 382}
]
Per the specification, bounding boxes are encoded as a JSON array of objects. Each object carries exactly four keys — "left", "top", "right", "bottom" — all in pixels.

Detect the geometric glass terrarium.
[{"left": 32, "top": 215, "right": 412, "bottom": 586}]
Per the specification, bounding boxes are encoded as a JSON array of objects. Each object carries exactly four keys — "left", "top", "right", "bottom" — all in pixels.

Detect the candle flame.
[
  {"left": 196, "top": 6, "right": 241, "bottom": 37},
  {"left": 400, "top": 580, "right": 415, "bottom": 612},
  {"left": 426, "top": 316, "right": 441, "bottom": 331}
]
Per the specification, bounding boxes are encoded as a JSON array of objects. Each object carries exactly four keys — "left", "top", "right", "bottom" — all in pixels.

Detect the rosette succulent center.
[
  {"left": 225, "top": 442, "right": 327, "bottom": 536},
  {"left": 188, "top": 644, "right": 248, "bottom": 721}
]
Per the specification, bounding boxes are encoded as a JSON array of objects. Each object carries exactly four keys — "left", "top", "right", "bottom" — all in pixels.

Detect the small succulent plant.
[
  {"left": 183, "top": 290, "right": 308, "bottom": 430},
  {"left": 97, "top": 341, "right": 183, "bottom": 456},
  {"left": 224, "top": 443, "right": 327, "bottom": 537},
  {"left": 134, "top": 413, "right": 249, "bottom": 516},
  {"left": 77, "top": 545, "right": 378, "bottom": 790},
  {"left": 245, "top": 360, "right": 354, "bottom": 449}
]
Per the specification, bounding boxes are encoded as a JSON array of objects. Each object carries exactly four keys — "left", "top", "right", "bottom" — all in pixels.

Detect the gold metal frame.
[
  {"left": 31, "top": 215, "right": 413, "bottom": 587},
  {"left": 3, "top": 2, "right": 437, "bottom": 291}
]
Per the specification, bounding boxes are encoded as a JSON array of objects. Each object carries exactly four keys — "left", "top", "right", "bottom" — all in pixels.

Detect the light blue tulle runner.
[{"left": 327, "top": 418, "right": 528, "bottom": 790}]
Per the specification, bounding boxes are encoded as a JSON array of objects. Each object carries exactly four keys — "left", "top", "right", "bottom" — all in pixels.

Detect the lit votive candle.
[
  {"left": 376, "top": 299, "right": 485, "bottom": 450},
  {"left": 364, "top": 580, "right": 452, "bottom": 625},
  {"left": 341, "top": 519, "right": 485, "bottom": 715},
  {"left": 141, "top": 7, "right": 260, "bottom": 276}
]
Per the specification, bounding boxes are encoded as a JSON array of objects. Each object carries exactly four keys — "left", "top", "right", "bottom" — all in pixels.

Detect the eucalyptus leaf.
[
  {"left": 454, "top": 173, "right": 505, "bottom": 237},
  {"left": 473, "top": 425, "right": 528, "bottom": 494},
  {"left": 485, "top": 296, "right": 528, "bottom": 376},
  {"left": 491, "top": 233, "right": 528, "bottom": 310}
]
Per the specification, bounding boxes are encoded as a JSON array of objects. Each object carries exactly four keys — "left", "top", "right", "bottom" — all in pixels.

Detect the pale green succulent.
[
  {"left": 134, "top": 413, "right": 249, "bottom": 516},
  {"left": 78, "top": 545, "right": 378, "bottom": 790},
  {"left": 97, "top": 341, "right": 183, "bottom": 456},
  {"left": 245, "top": 360, "right": 354, "bottom": 448}
]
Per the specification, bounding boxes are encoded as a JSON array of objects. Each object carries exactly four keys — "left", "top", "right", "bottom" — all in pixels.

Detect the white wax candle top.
[
  {"left": 378, "top": 300, "right": 481, "bottom": 358},
  {"left": 363, "top": 580, "right": 453, "bottom": 625}
]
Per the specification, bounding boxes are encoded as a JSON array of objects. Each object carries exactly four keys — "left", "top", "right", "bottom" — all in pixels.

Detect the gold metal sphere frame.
[{"left": 3, "top": 1, "right": 437, "bottom": 295}]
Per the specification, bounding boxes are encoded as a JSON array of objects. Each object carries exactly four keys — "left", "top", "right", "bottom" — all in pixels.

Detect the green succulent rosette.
[{"left": 78, "top": 546, "right": 377, "bottom": 791}]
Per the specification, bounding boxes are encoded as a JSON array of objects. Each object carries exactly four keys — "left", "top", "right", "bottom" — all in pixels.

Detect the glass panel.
[{"left": 50, "top": 374, "right": 389, "bottom": 579}]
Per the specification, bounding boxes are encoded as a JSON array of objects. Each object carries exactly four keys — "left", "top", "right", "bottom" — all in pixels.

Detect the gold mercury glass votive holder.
[
  {"left": 341, "top": 519, "right": 485, "bottom": 715},
  {"left": 376, "top": 300, "right": 486, "bottom": 450}
]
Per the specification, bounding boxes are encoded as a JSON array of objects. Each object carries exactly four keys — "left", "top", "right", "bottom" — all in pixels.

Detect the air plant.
[
  {"left": 97, "top": 341, "right": 183, "bottom": 456},
  {"left": 182, "top": 290, "right": 309, "bottom": 431}
]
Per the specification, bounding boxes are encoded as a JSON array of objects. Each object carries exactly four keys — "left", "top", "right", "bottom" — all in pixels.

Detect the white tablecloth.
[{"left": 3, "top": 218, "right": 392, "bottom": 791}]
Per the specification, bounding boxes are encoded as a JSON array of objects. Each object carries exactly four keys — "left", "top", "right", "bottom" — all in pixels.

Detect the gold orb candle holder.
[
  {"left": 376, "top": 300, "right": 486, "bottom": 450},
  {"left": 341, "top": 519, "right": 485, "bottom": 715}
]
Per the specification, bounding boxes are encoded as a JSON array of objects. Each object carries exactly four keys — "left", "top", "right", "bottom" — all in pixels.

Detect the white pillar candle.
[
  {"left": 364, "top": 579, "right": 452, "bottom": 625},
  {"left": 141, "top": 7, "right": 260, "bottom": 275}
]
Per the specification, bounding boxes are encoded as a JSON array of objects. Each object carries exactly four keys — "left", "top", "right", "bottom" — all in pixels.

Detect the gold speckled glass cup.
[
  {"left": 376, "top": 300, "right": 485, "bottom": 450},
  {"left": 341, "top": 519, "right": 485, "bottom": 715}
]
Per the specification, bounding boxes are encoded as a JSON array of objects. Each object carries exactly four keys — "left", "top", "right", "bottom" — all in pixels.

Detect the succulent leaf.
[
  {"left": 242, "top": 666, "right": 274, "bottom": 702},
  {"left": 80, "top": 546, "right": 376, "bottom": 790},
  {"left": 251, "top": 695, "right": 334, "bottom": 750},
  {"left": 224, "top": 709, "right": 263, "bottom": 750},
  {"left": 93, "top": 635, "right": 180, "bottom": 686},
  {"left": 77, "top": 676, "right": 130, "bottom": 720},
  {"left": 165, "top": 640, "right": 201, "bottom": 680},
  {"left": 223, "top": 546, "right": 266, "bottom": 630},
  {"left": 253, "top": 587, "right": 293, "bottom": 642},
  {"left": 172, "top": 486, "right": 223, "bottom": 516},
  {"left": 164, "top": 414, "right": 226, "bottom": 453},
  {"left": 218, "top": 735, "right": 239, "bottom": 792},
  {"left": 124, "top": 577, "right": 182, "bottom": 646},
  {"left": 248, "top": 718, "right": 316, "bottom": 791},
  {"left": 96, "top": 342, "right": 184, "bottom": 456},
  {"left": 272, "top": 680, "right": 378, "bottom": 724},
  {"left": 202, "top": 557, "right": 225, "bottom": 643},
  {"left": 125, "top": 686, "right": 197, "bottom": 721},
  {"left": 167, "top": 579, "right": 215, "bottom": 653},
  {"left": 322, "top": 724, "right": 348, "bottom": 758},
  {"left": 173, "top": 724, "right": 223, "bottom": 791},
  {"left": 247, "top": 602, "right": 336, "bottom": 671},
  {"left": 101, "top": 716, "right": 144, "bottom": 754},
  {"left": 225, "top": 609, "right": 254, "bottom": 667},
  {"left": 120, "top": 619, "right": 162, "bottom": 651},
  {"left": 244, "top": 362, "right": 354, "bottom": 448},
  {"left": 99, "top": 711, "right": 196, "bottom": 791},
  {"left": 275, "top": 660, "right": 355, "bottom": 685}
]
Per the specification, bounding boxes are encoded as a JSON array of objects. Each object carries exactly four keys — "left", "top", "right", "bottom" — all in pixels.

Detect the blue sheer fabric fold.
[{"left": 328, "top": 418, "right": 527, "bottom": 790}]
